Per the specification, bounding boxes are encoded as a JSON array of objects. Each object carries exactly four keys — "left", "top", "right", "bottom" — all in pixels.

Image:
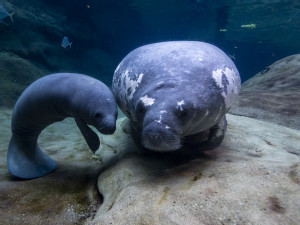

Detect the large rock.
[
  {"left": 91, "top": 115, "right": 300, "bottom": 225},
  {"left": 230, "top": 54, "right": 300, "bottom": 130},
  {"left": 0, "top": 52, "right": 44, "bottom": 107},
  {"left": 1, "top": 107, "right": 299, "bottom": 225}
]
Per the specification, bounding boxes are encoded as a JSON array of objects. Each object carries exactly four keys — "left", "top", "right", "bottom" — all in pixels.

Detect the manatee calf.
[
  {"left": 112, "top": 41, "right": 241, "bottom": 152},
  {"left": 7, "top": 73, "right": 118, "bottom": 179}
]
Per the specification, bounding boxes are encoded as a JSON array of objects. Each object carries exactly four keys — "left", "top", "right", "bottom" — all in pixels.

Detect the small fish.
[
  {"left": 241, "top": 24, "right": 256, "bottom": 29},
  {"left": 0, "top": 5, "right": 14, "bottom": 25},
  {"left": 219, "top": 29, "right": 227, "bottom": 32},
  {"left": 61, "top": 37, "right": 72, "bottom": 49},
  {"left": 228, "top": 53, "right": 236, "bottom": 60}
]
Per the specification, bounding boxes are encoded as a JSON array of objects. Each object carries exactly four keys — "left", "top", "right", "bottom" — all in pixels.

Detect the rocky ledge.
[
  {"left": 92, "top": 114, "right": 300, "bottom": 225},
  {"left": 230, "top": 54, "right": 300, "bottom": 130}
]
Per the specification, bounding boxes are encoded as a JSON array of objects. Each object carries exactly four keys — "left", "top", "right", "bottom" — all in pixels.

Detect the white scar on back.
[
  {"left": 177, "top": 100, "right": 184, "bottom": 111},
  {"left": 122, "top": 70, "right": 144, "bottom": 99},
  {"left": 140, "top": 95, "right": 155, "bottom": 106},
  {"left": 212, "top": 67, "right": 239, "bottom": 107}
]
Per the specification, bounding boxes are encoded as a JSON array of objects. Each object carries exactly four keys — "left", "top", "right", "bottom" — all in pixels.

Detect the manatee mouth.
[
  {"left": 97, "top": 125, "right": 116, "bottom": 134},
  {"left": 141, "top": 122, "right": 181, "bottom": 152},
  {"left": 95, "top": 117, "right": 116, "bottom": 134}
]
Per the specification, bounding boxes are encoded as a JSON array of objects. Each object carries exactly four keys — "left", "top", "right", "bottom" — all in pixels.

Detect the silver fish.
[{"left": 61, "top": 36, "right": 72, "bottom": 49}]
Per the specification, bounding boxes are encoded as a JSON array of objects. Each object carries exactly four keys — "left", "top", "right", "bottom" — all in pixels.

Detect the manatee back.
[
  {"left": 12, "top": 73, "right": 115, "bottom": 135},
  {"left": 112, "top": 41, "right": 241, "bottom": 119}
]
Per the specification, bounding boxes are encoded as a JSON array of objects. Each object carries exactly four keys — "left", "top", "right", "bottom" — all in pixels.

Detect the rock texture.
[
  {"left": 230, "top": 54, "right": 300, "bottom": 129},
  {"left": 0, "top": 0, "right": 116, "bottom": 107},
  {"left": 1, "top": 105, "right": 299, "bottom": 224},
  {"left": 91, "top": 115, "right": 300, "bottom": 225}
]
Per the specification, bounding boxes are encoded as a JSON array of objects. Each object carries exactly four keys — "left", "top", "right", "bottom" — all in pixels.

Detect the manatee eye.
[
  {"left": 135, "top": 100, "right": 146, "bottom": 119},
  {"left": 154, "top": 83, "right": 165, "bottom": 91},
  {"left": 137, "top": 103, "right": 145, "bottom": 114}
]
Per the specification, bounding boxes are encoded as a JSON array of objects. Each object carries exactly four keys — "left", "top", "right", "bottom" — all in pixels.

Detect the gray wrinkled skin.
[
  {"left": 7, "top": 73, "right": 118, "bottom": 179},
  {"left": 112, "top": 41, "right": 241, "bottom": 152}
]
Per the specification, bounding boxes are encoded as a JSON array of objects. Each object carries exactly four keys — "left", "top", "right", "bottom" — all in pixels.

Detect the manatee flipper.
[
  {"left": 75, "top": 118, "right": 100, "bottom": 152},
  {"left": 7, "top": 135, "right": 57, "bottom": 179},
  {"left": 185, "top": 116, "right": 227, "bottom": 151},
  {"left": 199, "top": 116, "right": 227, "bottom": 150}
]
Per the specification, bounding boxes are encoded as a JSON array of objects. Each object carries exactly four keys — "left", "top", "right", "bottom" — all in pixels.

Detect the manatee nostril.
[
  {"left": 144, "top": 133, "right": 160, "bottom": 144},
  {"left": 148, "top": 134, "right": 160, "bottom": 141},
  {"left": 142, "top": 130, "right": 181, "bottom": 151}
]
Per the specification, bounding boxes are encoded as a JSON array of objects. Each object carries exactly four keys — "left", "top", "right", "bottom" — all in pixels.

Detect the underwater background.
[
  {"left": 0, "top": 0, "right": 300, "bottom": 225},
  {"left": 0, "top": 0, "right": 300, "bottom": 107}
]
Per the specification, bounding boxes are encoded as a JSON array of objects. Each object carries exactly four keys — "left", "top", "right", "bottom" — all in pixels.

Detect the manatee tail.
[{"left": 7, "top": 135, "right": 57, "bottom": 179}]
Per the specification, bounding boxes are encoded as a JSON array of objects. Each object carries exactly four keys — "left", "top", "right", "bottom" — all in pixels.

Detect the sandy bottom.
[
  {"left": 0, "top": 106, "right": 299, "bottom": 225},
  {"left": 0, "top": 107, "right": 104, "bottom": 225}
]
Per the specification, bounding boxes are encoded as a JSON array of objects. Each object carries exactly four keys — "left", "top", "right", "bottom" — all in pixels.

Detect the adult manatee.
[{"left": 112, "top": 41, "right": 241, "bottom": 152}]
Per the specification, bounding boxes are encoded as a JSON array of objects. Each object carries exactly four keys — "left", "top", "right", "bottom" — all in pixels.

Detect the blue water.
[
  {"left": 48, "top": 0, "right": 300, "bottom": 82},
  {"left": 0, "top": 0, "right": 299, "bottom": 107}
]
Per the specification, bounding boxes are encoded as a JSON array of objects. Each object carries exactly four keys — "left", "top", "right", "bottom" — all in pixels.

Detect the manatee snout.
[
  {"left": 141, "top": 122, "right": 181, "bottom": 151},
  {"left": 95, "top": 115, "right": 117, "bottom": 134}
]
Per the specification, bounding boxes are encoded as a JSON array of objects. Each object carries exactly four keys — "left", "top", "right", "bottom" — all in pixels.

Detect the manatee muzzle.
[
  {"left": 96, "top": 117, "right": 116, "bottom": 134},
  {"left": 141, "top": 121, "right": 181, "bottom": 151}
]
